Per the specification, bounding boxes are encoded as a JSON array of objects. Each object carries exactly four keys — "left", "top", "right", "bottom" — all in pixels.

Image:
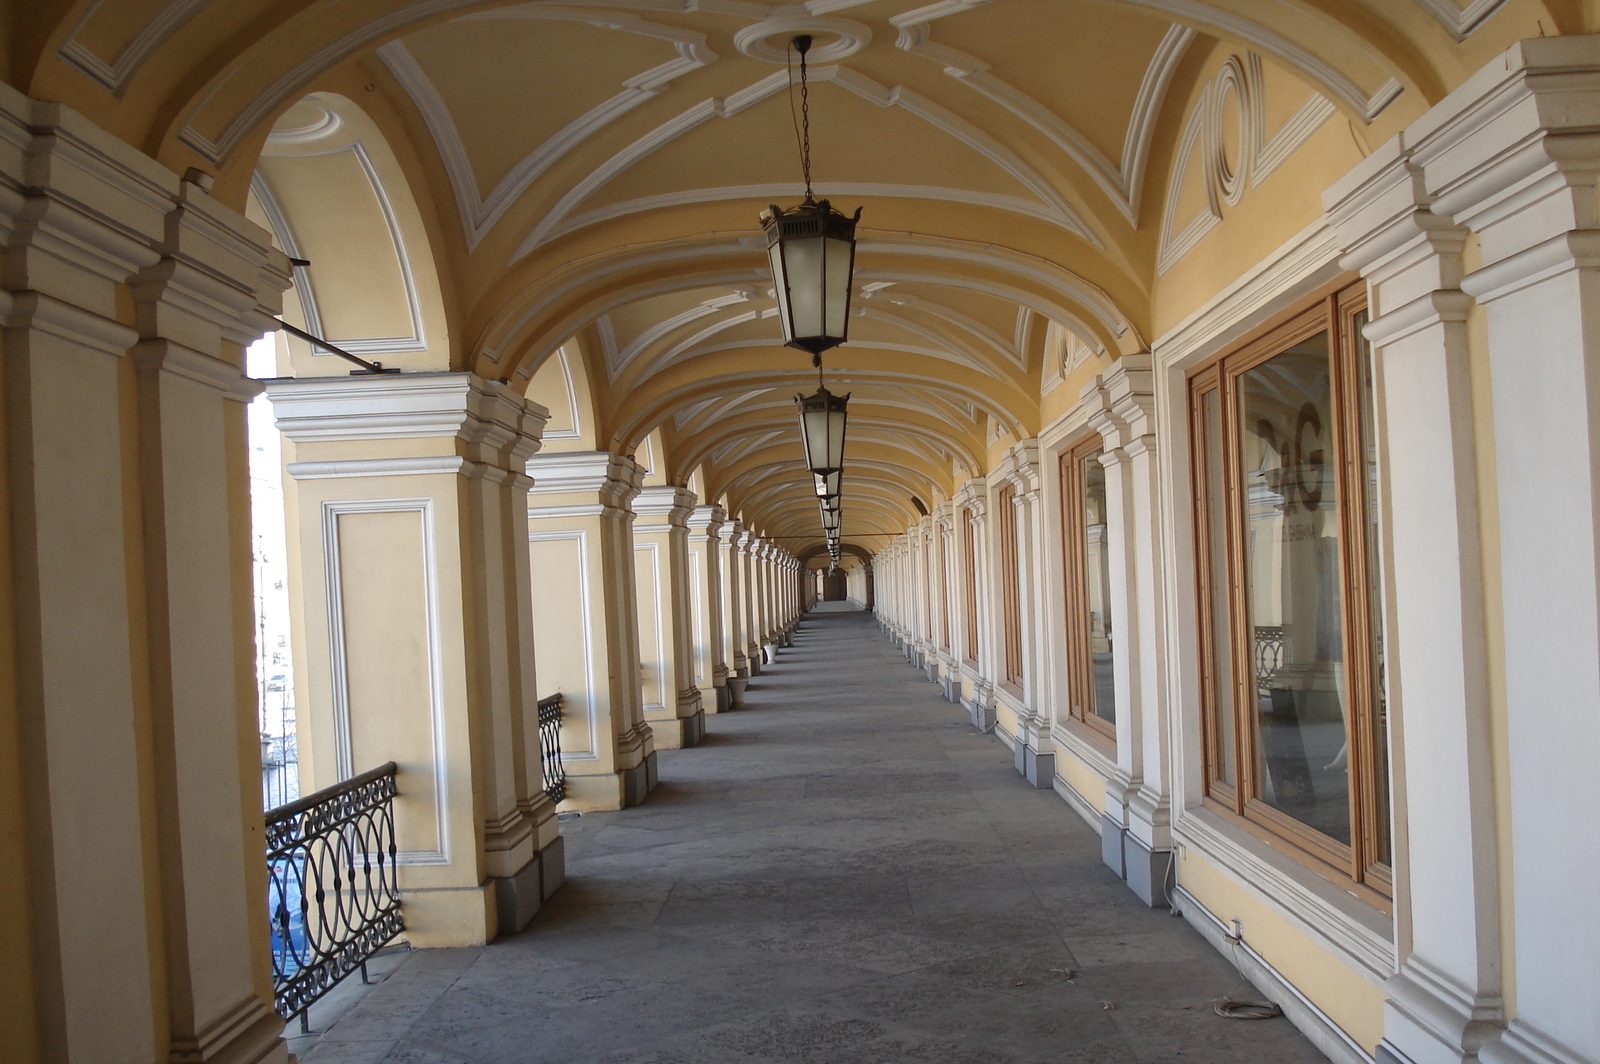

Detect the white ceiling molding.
[
  {"left": 614, "top": 368, "right": 1004, "bottom": 459},
  {"left": 873, "top": 291, "right": 1026, "bottom": 368},
  {"left": 59, "top": 0, "right": 213, "bottom": 95},
  {"left": 251, "top": 173, "right": 326, "bottom": 339},
  {"left": 1412, "top": 0, "right": 1510, "bottom": 42},
  {"left": 892, "top": 8, "right": 1193, "bottom": 226},
  {"left": 486, "top": 232, "right": 1131, "bottom": 373},
  {"left": 543, "top": 346, "right": 585, "bottom": 440},
  {"left": 511, "top": 63, "right": 1098, "bottom": 260},
  {"left": 530, "top": 180, "right": 1095, "bottom": 249},
  {"left": 733, "top": 15, "right": 872, "bottom": 62},
  {"left": 594, "top": 314, "right": 622, "bottom": 377},
  {"left": 606, "top": 289, "right": 754, "bottom": 381},
  {"left": 639, "top": 327, "right": 997, "bottom": 387},
  {"left": 1157, "top": 54, "right": 1334, "bottom": 276},
  {"left": 265, "top": 102, "right": 344, "bottom": 145},
  {"left": 253, "top": 143, "right": 429, "bottom": 355},
  {"left": 378, "top": 11, "right": 717, "bottom": 250},
  {"left": 1115, "top": 0, "right": 1402, "bottom": 121}
]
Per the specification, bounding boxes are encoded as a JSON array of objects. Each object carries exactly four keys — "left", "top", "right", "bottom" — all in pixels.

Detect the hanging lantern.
[
  {"left": 763, "top": 199, "right": 861, "bottom": 357},
  {"left": 796, "top": 385, "right": 848, "bottom": 476},
  {"left": 820, "top": 506, "right": 841, "bottom": 534},
  {"left": 813, "top": 471, "right": 841, "bottom": 498},
  {"left": 759, "top": 34, "right": 861, "bottom": 364}
]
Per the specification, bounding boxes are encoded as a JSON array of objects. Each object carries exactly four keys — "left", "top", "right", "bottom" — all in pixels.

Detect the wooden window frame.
[
  {"left": 962, "top": 508, "right": 979, "bottom": 664},
  {"left": 997, "top": 484, "right": 1023, "bottom": 688},
  {"left": 1059, "top": 435, "right": 1116, "bottom": 741},
  {"left": 1188, "top": 281, "right": 1392, "bottom": 908}
]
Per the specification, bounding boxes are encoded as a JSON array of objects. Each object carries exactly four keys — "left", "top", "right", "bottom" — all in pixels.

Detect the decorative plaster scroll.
[
  {"left": 511, "top": 64, "right": 1098, "bottom": 260},
  {"left": 379, "top": 10, "right": 716, "bottom": 249},
  {"left": 321, "top": 497, "right": 450, "bottom": 866},
  {"left": 1157, "top": 54, "right": 1336, "bottom": 275},
  {"left": 893, "top": 9, "right": 1193, "bottom": 226},
  {"left": 59, "top": 0, "right": 213, "bottom": 95},
  {"left": 1412, "top": 0, "right": 1511, "bottom": 42}
]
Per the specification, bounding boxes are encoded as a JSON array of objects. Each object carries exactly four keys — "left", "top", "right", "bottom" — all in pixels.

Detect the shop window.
[
  {"left": 1060, "top": 437, "right": 1116, "bottom": 739},
  {"left": 1189, "top": 283, "right": 1391, "bottom": 903},
  {"left": 997, "top": 484, "right": 1023, "bottom": 687}
]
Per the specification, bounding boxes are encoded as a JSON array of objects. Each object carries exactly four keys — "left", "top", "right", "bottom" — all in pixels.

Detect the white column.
[
  {"left": 633, "top": 486, "right": 705, "bottom": 749},
  {"left": 1326, "top": 139, "right": 1505, "bottom": 1064},
  {"left": 720, "top": 522, "right": 749, "bottom": 704},
  {"left": 274, "top": 374, "right": 562, "bottom": 941},
  {"left": 1409, "top": 38, "right": 1600, "bottom": 1064},
  {"left": 527, "top": 451, "right": 655, "bottom": 810},
  {"left": 740, "top": 533, "right": 762, "bottom": 675},
  {"left": 686, "top": 504, "right": 729, "bottom": 711}
]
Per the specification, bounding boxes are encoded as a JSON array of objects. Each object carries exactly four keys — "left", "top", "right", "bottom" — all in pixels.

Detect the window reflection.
[
  {"left": 1237, "top": 331, "right": 1351, "bottom": 845},
  {"left": 1082, "top": 455, "right": 1115, "bottom": 724}
]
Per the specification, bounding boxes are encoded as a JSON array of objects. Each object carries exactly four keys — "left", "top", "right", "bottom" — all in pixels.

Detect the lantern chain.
[{"left": 789, "top": 35, "right": 814, "bottom": 199}]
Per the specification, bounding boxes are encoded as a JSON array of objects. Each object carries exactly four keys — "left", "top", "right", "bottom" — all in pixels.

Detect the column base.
[
  {"left": 646, "top": 709, "right": 705, "bottom": 749},
  {"left": 493, "top": 832, "right": 568, "bottom": 936},
  {"left": 622, "top": 750, "right": 659, "bottom": 807},
  {"left": 939, "top": 672, "right": 956, "bottom": 702},
  {"left": 1012, "top": 742, "right": 1055, "bottom": 788},
  {"left": 963, "top": 693, "right": 995, "bottom": 732},
  {"left": 712, "top": 683, "right": 732, "bottom": 712},
  {"left": 562, "top": 754, "right": 659, "bottom": 811},
  {"left": 1096, "top": 814, "right": 1172, "bottom": 908}
]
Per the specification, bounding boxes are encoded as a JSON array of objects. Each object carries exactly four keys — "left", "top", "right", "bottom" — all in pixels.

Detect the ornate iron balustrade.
[
  {"left": 266, "top": 761, "right": 403, "bottom": 1030},
  {"left": 537, "top": 694, "right": 567, "bottom": 804},
  {"left": 1254, "top": 625, "right": 1287, "bottom": 693}
]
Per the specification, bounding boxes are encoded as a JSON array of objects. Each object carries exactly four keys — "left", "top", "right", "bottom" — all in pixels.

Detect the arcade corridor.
[{"left": 296, "top": 605, "right": 1326, "bottom": 1064}]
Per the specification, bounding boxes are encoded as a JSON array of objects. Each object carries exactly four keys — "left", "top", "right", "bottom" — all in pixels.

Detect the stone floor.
[{"left": 298, "top": 603, "right": 1329, "bottom": 1064}]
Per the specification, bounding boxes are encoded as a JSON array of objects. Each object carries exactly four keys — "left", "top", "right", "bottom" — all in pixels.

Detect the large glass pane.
[
  {"left": 1237, "top": 331, "right": 1351, "bottom": 845},
  {"left": 1201, "top": 389, "right": 1235, "bottom": 785},
  {"left": 1081, "top": 454, "right": 1116, "bottom": 724},
  {"left": 1353, "top": 309, "right": 1391, "bottom": 866}
]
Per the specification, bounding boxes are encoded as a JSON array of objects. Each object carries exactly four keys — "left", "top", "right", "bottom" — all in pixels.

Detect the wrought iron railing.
[
  {"left": 537, "top": 694, "right": 567, "bottom": 804},
  {"left": 1254, "top": 625, "right": 1287, "bottom": 693},
  {"left": 266, "top": 761, "right": 403, "bottom": 1030}
]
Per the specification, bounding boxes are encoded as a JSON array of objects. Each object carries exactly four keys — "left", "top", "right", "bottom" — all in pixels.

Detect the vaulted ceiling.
[{"left": 16, "top": 0, "right": 1577, "bottom": 557}]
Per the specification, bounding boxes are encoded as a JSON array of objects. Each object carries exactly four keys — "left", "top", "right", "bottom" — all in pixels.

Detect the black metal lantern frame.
[
  {"left": 796, "top": 385, "right": 848, "bottom": 477},
  {"left": 763, "top": 198, "right": 861, "bottom": 360}
]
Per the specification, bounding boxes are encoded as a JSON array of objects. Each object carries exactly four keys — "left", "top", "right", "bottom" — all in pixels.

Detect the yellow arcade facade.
[{"left": 3, "top": 3, "right": 1600, "bottom": 1064}]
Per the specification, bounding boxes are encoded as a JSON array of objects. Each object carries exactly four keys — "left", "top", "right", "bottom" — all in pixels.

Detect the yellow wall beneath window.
[
  {"left": 1178, "top": 849, "right": 1387, "bottom": 1053},
  {"left": 1055, "top": 749, "right": 1107, "bottom": 815}
]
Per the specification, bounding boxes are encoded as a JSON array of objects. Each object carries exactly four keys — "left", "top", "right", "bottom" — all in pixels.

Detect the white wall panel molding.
[
  {"left": 1411, "top": 0, "right": 1511, "bottom": 42},
  {"left": 526, "top": 528, "right": 602, "bottom": 760},
  {"left": 321, "top": 497, "right": 451, "bottom": 865}
]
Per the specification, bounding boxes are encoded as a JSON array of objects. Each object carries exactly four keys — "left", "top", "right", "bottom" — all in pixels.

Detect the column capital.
[
  {"left": 268, "top": 373, "right": 549, "bottom": 481},
  {"left": 633, "top": 485, "right": 696, "bottom": 529},
  {"left": 686, "top": 503, "right": 724, "bottom": 542},
  {"left": 527, "top": 450, "right": 644, "bottom": 514},
  {"left": 954, "top": 477, "right": 987, "bottom": 520},
  {"left": 1409, "top": 35, "right": 1600, "bottom": 267}
]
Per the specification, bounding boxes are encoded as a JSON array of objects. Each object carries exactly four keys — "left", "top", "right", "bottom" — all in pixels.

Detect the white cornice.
[{"left": 266, "top": 372, "right": 549, "bottom": 446}]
